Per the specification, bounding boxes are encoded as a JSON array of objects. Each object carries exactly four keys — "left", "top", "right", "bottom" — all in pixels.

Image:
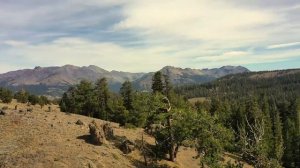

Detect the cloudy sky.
[{"left": 0, "top": 0, "right": 300, "bottom": 72}]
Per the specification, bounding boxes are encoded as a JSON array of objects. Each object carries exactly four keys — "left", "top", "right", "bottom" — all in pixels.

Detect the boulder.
[
  {"left": 119, "top": 139, "right": 135, "bottom": 154},
  {"left": 76, "top": 119, "right": 84, "bottom": 125},
  {"left": 89, "top": 121, "right": 106, "bottom": 145},
  {"left": 0, "top": 110, "right": 6, "bottom": 115},
  {"left": 103, "top": 123, "right": 114, "bottom": 140}
]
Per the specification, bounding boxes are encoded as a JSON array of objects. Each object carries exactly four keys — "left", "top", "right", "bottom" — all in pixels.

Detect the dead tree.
[
  {"left": 238, "top": 116, "right": 266, "bottom": 167},
  {"left": 141, "top": 133, "right": 148, "bottom": 166},
  {"left": 160, "top": 97, "right": 176, "bottom": 161}
]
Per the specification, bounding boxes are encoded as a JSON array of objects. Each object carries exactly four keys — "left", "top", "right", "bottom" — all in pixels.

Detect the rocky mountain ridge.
[{"left": 0, "top": 65, "right": 250, "bottom": 96}]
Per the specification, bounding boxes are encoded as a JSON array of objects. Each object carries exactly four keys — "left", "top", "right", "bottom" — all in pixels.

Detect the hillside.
[
  {"left": 0, "top": 101, "right": 252, "bottom": 168},
  {"left": 0, "top": 65, "right": 144, "bottom": 97},
  {"left": 133, "top": 66, "right": 249, "bottom": 90},
  {"left": 176, "top": 68, "right": 300, "bottom": 167},
  {"left": 176, "top": 68, "right": 300, "bottom": 98},
  {"left": 0, "top": 65, "right": 249, "bottom": 97}
]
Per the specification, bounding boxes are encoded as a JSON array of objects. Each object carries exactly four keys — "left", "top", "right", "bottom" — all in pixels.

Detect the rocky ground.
[
  {"left": 0, "top": 100, "right": 203, "bottom": 168},
  {"left": 0, "top": 100, "right": 251, "bottom": 168}
]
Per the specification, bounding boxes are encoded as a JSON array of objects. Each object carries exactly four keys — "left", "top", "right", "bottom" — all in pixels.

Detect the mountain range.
[{"left": 0, "top": 65, "right": 250, "bottom": 97}]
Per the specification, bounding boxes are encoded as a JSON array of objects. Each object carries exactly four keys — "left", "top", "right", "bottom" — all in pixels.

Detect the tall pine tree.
[
  {"left": 120, "top": 81, "right": 134, "bottom": 111},
  {"left": 152, "top": 71, "right": 163, "bottom": 94},
  {"left": 95, "top": 78, "right": 110, "bottom": 120}
]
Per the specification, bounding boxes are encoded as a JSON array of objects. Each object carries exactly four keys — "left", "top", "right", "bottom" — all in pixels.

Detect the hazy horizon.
[
  {"left": 1, "top": 64, "right": 299, "bottom": 74},
  {"left": 0, "top": 0, "right": 300, "bottom": 73}
]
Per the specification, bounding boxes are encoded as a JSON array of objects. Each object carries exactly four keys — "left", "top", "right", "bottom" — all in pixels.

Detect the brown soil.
[{"left": 0, "top": 100, "right": 252, "bottom": 168}]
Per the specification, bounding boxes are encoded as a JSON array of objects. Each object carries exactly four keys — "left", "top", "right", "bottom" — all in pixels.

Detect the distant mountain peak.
[
  {"left": 220, "top": 65, "right": 249, "bottom": 70},
  {"left": 34, "top": 66, "right": 42, "bottom": 70},
  {"left": 133, "top": 65, "right": 250, "bottom": 91},
  {"left": 0, "top": 65, "right": 250, "bottom": 97}
]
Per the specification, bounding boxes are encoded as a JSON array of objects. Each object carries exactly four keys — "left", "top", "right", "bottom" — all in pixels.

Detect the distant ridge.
[
  {"left": 0, "top": 65, "right": 250, "bottom": 96},
  {"left": 133, "top": 65, "right": 250, "bottom": 90}
]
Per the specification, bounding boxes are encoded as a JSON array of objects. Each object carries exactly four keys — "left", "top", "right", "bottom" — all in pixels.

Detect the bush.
[
  {"left": 14, "top": 90, "right": 29, "bottom": 103},
  {"left": 0, "top": 87, "right": 13, "bottom": 103},
  {"left": 28, "top": 94, "right": 40, "bottom": 105}
]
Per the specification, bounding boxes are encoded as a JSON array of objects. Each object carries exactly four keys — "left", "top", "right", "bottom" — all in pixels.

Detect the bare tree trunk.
[
  {"left": 167, "top": 115, "right": 175, "bottom": 161},
  {"left": 141, "top": 133, "right": 148, "bottom": 166},
  {"left": 174, "top": 144, "right": 179, "bottom": 159}
]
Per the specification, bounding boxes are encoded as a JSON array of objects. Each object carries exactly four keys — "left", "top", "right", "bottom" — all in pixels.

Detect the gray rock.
[
  {"left": 0, "top": 110, "right": 7, "bottom": 115},
  {"left": 89, "top": 121, "right": 107, "bottom": 145},
  {"left": 76, "top": 119, "right": 84, "bottom": 125},
  {"left": 119, "top": 139, "right": 135, "bottom": 154},
  {"left": 103, "top": 123, "right": 114, "bottom": 140}
]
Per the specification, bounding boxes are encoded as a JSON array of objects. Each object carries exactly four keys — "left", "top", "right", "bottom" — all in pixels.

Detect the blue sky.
[{"left": 0, "top": 0, "right": 300, "bottom": 72}]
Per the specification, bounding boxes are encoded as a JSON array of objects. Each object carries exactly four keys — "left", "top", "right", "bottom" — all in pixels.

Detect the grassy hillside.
[{"left": 0, "top": 100, "right": 252, "bottom": 168}]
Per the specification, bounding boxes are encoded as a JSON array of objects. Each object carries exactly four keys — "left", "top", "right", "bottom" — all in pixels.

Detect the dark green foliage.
[
  {"left": 175, "top": 69, "right": 300, "bottom": 99},
  {"left": 175, "top": 70, "right": 300, "bottom": 167},
  {"left": 163, "top": 74, "right": 173, "bottom": 99},
  {"left": 152, "top": 71, "right": 164, "bottom": 93},
  {"left": 272, "top": 108, "right": 284, "bottom": 163},
  {"left": 59, "top": 75, "right": 234, "bottom": 166},
  {"left": 57, "top": 71, "right": 300, "bottom": 167},
  {"left": 120, "top": 81, "right": 134, "bottom": 111},
  {"left": 0, "top": 87, "right": 13, "bottom": 103},
  {"left": 28, "top": 94, "right": 40, "bottom": 105},
  {"left": 13, "top": 88, "right": 50, "bottom": 107},
  {"left": 60, "top": 80, "right": 97, "bottom": 116},
  {"left": 147, "top": 89, "right": 232, "bottom": 165},
  {"left": 131, "top": 92, "right": 155, "bottom": 127},
  {"left": 14, "top": 89, "right": 29, "bottom": 103},
  {"left": 95, "top": 78, "right": 110, "bottom": 120},
  {"left": 108, "top": 94, "right": 129, "bottom": 126}
]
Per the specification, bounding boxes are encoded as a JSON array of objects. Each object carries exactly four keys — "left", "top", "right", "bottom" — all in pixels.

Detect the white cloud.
[
  {"left": 0, "top": 0, "right": 299, "bottom": 73},
  {"left": 196, "top": 51, "right": 250, "bottom": 62},
  {"left": 116, "top": 0, "right": 280, "bottom": 44},
  {"left": 267, "top": 42, "right": 300, "bottom": 49},
  {"left": 223, "top": 51, "right": 249, "bottom": 57},
  {"left": 2, "top": 37, "right": 298, "bottom": 73},
  {"left": 1, "top": 38, "right": 181, "bottom": 72},
  {"left": 194, "top": 48, "right": 300, "bottom": 68},
  {"left": 3, "top": 40, "right": 28, "bottom": 47}
]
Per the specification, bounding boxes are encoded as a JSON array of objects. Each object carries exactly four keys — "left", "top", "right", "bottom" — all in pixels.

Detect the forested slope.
[{"left": 176, "top": 69, "right": 300, "bottom": 167}]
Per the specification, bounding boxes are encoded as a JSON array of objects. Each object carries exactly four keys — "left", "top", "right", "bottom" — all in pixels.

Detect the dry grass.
[{"left": 0, "top": 100, "right": 252, "bottom": 168}]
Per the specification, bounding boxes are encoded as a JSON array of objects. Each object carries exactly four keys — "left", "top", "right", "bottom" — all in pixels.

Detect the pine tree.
[
  {"left": 163, "top": 74, "right": 173, "bottom": 99},
  {"left": 272, "top": 107, "right": 284, "bottom": 162},
  {"left": 28, "top": 94, "right": 40, "bottom": 105},
  {"left": 0, "top": 87, "right": 13, "bottom": 103},
  {"left": 14, "top": 89, "right": 29, "bottom": 103},
  {"left": 95, "top": 78, "right": 110, "bottom": 120},
  {"left": 152, "top": 71, "right": 163, "bottom": 94},
  {"left": 291, "top": 98, "right": 300, "bottom": 168},
  {"left": 120, "top": 81, "right": 134, "bottom": 111},
  {"left": 261, "top": 96, "right": 274, "bottom": 158}
]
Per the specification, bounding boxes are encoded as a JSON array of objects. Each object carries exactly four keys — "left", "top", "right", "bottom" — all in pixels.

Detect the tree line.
[
  {"left": 176, "top": 70, "right": 300, "bottom": 168},
  {"left": 60, "top": 72, "right": 235, "bottom": 167},
  {"left": 0, "top": 87, "right": 50, "bottom": 107},
  {"left": 2, "top": 69, "right": 299, "bottom": 167}
]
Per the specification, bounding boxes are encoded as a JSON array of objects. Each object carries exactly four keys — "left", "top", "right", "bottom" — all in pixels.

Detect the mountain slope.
[
  {"left": 133, "top": 65, "right": 250, "bottom": 90},
  {"left": 0, "top": 65, "right": 143, "bottom": 86},
  {"left": 0, "top": 65, "right": 249, "bottom": 96},
  {"left": 0, "top": 65, "right": 145, "bottom": 96},
  {"left": 175, "top": 68, "right": 300, "bottom": 98}
]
